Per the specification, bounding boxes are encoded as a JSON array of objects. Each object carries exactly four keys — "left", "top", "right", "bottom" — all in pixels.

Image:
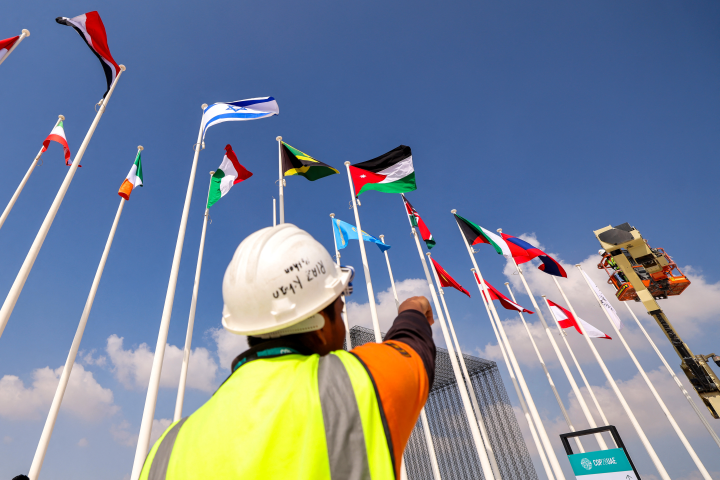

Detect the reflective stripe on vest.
[{"left": 139, "top": 350, "right": 395, "bottom": 480}]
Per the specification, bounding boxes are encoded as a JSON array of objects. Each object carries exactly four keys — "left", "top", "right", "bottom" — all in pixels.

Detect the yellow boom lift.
[{"left": 594, "top": 222, "right": 720, "bottom": 418}]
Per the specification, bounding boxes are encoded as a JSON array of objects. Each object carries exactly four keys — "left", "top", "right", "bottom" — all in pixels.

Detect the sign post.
[{"left": 561, "top": 426, "right": 641, "bottom": 480}]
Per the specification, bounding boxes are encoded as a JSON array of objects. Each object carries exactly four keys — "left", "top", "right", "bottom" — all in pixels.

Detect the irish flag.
[
  {"left": 349, "top": 145, "right": 416, "bottom": 196},
  {"left": 207, "top": 144, "right": 252, "bottom": 208},
  {"left": 118, "top": 150, "right": 143, "bottom": 200},
  {"left": 547, "top": 299, "right": 611, "bottom": 339},
  {"left": 42, "top": 118, "right": 72, "bottom": 166},
  {"left": 454, "top": 213, "right": 511, "bottom": 257}
]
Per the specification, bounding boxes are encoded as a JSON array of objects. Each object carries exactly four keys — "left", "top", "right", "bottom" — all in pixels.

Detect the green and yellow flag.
[{"left": 281, "top": 142, "right": 339, "bottom": 181}]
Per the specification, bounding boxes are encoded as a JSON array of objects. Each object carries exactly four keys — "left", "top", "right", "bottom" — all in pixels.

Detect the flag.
[
  {"left": 207, "top": 145, "right": 253, "bottom": 208},
  {"left": 402, "top": 194, "right": 435, "bottom": 249},
  {"left": 118, "top": 150, "right": 143, "bottom": 200},
  {"left": 547, "top": 299, "right": 611, "bottom": 339},
  {"left": 580, "top": 269, "right": 623, "bottom": 330},
  {"left": 431, "top": 258, "right": 470, "bottom": 297},
  {"left": 201, "top": 97, "right": 279, "bottom": 141},
  {"left": 500, "top": 232, "right": 567, "bottom": 278},
  {"left": 454, "top": 214, "right": 511, "bottom": 257},
  {"left": 474, "top": 273, "right": 534, "bottom": 313},
  {"left": 332, "top": 217, "right": 390, "bottom": 252},
  {"left": 281, "top": 142, "right": 338, "bottom": 181},
  {"left": 56, "top": 12, "right": 120, "bottom": 98},
  {"left": 349, "top": 145, "right": 416, "bottom": 196},
  {"left": 42, "top": 118, "right": 72, "bottom": 166},
  {"left": 0, "top": 36, "right": 20, "bottom": 63}
]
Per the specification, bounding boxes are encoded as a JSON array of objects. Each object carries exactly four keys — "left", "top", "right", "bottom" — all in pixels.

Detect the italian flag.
[
  {"left": 207, "top": 144, "right": 253, "bottom": 208},
  {"left": 349, "top": 145, "right": 416, "bottom": 196},
  {"left": 42, "top": 119, "right": 72, "bottom": 166},
  {"left": 454, "top": 213, "right": 511, "bottom": 257},
  {"left": 118, "top": 150, "right": 143, "bottom": 200},
  {"left": 0, "top": 36, "right": 20, "bottom": 63},
  {"left": 402, "top": 194, "right": 435, "bottom": 249}
]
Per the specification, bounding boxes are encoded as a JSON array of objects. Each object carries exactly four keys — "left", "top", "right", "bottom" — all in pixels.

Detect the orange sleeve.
[{"left": 351, "top": 340, "right": 429, "bottom": 478}]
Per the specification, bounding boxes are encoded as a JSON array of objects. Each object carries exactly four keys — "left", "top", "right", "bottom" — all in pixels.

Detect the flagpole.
[
  {"left": 576, "top": 265, "right": 710, "bottom": 479},
  {"left": 0, "top": 114, "right": 61, "bottom": 231},
  {"left": 570, "top": 265, "right": 670, "bottom": 479},
  {"left": 0, "top": 29, "right": 30, "bottom": 67},
  {"left": 343, "top": 162, "right": 381, "bottom": 343},
  {"left": 273, "top": 197, "right": 276, "bottom": 226},
  {"left": 427, "top": 253, "right": 502, "bottom": 480},
  {"left": 130, "top": 104, "right": 207, "bottom": 480},
  {"left": 407, "top": 207, "right": 496, "bottom": 480},
  {"left": 174, "top": 171, "right": 214, "bottom": 422},
  {"left": 276, "top": 136, "right": 284, "bottom": 224},
  {"left": 0, "top": 66, "right": 126, "bottom": 341},
  {"left": 379, "top": 235, "right": 400, "bottom": 310},
  {"left": 452, "top": 211, "right": 565, "bottom": 480},
  {"left": 623, "top": 301, "right": 720, "bottom": 449},
  {"left": 503, "top": 282, "right": 585, "bottom": 453},
  {"left": 329, "top": 214, "right": 352, "bottom": 350}
]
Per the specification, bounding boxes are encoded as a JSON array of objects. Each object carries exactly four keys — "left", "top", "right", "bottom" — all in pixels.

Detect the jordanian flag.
[
  {"left": 454, "top": 213, "right": 511, "bottom": 257},
  {"left": 281, "top": 142, "right": 338, "bottom": 181},
  {"left": 42, "top": 118, "right": 73, "bottom": 166},
  {"left": 118, "top": 150, "right": 143, "bottom": 200},
  {"left": 208, "top": 145, "right": 252, "bottom": 208},
  {"left": 402, "top": 194, "right": 435, "bottom": 249},
  {"left": 349, "top": 145, "right": 416, "bottom": 196}
]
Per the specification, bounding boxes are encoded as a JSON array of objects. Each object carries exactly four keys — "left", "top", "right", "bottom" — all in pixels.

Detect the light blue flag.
[
  {"left": 200, "top": 97, "right": 279, "bottom": 141},
  {"left": 332, "top": 218, "right": 391, "bottom": 252}
]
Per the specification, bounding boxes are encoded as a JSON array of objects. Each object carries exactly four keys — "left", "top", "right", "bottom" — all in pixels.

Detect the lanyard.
[{"left": 232, "top": 346, "right": 301, "bottom": 372}]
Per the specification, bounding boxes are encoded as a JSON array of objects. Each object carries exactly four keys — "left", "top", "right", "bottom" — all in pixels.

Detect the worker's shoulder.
[{"left": 351, "top": 340, "right": 422, "bottom": 364}]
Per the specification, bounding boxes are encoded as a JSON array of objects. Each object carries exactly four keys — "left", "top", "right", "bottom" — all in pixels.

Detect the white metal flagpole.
[
  {"left": 427, "top": 253, "right": 502, "bottom": 480},
  {"left": 572, "top": 264, "right": 670, "bottom": 479},
  {"left": 28, "top": 177, "right": 132, "bottom": 479},
  {"left": 379, "top": 235, "right": 400, "bottom": 310},
  {"left": 174, "top": 171, "right": 215, "bottom": 422},
  {"left": 576, "top": 266, "right": 711, "bottom": 479},
  {"left": 276, "top": 136, "right": 285, "bottom": 224},
  {"left": 329, "top": 214, "right": 352, "bottom": 350},
  {"left": 130, "top": 104, "right": 207, "bottom": 480},
  {"left": 342, "top": 162, "right": 381, "bottom": 343},
  {"left": 0, "top": 66, "right": 126, "bottom": 341},
  {"left": 0, "top": 29, "right": 30, "bottom": 67},
  {"left": 273, "top": 197, "right": 276, "bottom": 226},
  {"left": 623, "top": 301, "right": 720, "bottom": 449},
  {"left": 0, "top": 114, "right": 62, "bottom": 231}
]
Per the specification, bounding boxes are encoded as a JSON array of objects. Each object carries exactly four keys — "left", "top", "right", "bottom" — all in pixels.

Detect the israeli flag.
[
  {"left": 332, "top": 218, "right": 391, "bottom": 253},
  {"left": 201, "top": 97, "right": 279, "bottom": 140}
]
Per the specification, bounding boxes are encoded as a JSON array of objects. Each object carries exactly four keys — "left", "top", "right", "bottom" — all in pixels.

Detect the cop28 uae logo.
[{"left": 581, "top": 458, "right": 592, "bottom": 470}]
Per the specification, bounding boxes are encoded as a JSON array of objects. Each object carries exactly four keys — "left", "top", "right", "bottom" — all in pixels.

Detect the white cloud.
[
  {"left": 110, "top": 420, "right": 137, "bottom": 447},
  {"left": 346, "top": 278, "right": 431, "bottom": 332},
  {"left": 208, "top": 327, "right": 248, "bottom": 370},
  {"left": 150, "top": 418, "right": 173, "bottom": 447},
  {"left": 0, "top": 363, "right": 118, "bottom": 421},
  {"left": 106, "top": 335, "right": 218, "bottom": 392},
  {"left": 78, "top": 438, "right": 88, "bottom": 447},
  {"left": 80, "top": 349, "right": 107, "bottom": 367}
]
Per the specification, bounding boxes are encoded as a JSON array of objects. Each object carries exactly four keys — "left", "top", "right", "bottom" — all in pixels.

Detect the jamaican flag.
[{"left": 281, "top": 142, "right": 339, "bottom": 181}]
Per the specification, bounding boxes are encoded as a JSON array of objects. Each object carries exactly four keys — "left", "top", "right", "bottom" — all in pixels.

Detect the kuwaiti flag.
[
  {"left": 332, "top": 217, "right": 391, "bottom": 253},
  {"left": 500, "top": 232, "right": 567, "bottom": 278},
  {"left": 207, "top": 145, "right": 253, "bottom": 208},
  {"left": 547, "top": 299, "right": 611, "bottom": 339},
  {"left": 0, "top": 36, "right": 20, "bottom": 63},
  {"left": 402, "top": 194, "right": 435, "bottom": 249},
  {"left": 56, "top": 12, "right": 120, "bottom": 98},
  {"left": 349, "top": 145, "right": 416, "bottom": 196},
  {"left": 454, "top": 214, "right": 511, "bottom": 257},
  {"left": 431, "top": 257, "right": 470, "bottom": 297},
  {"left": 118, "top": 150, "right": 143, "bottom": 200},
  {"left": 42, "top": 118, "right": 73, "bottom": 166},
  {"left": 474, "top": 273, "right": 534, "bottom": 313},
  {"left": 201, "top": 97, "right": 279, "bottom": 141}
]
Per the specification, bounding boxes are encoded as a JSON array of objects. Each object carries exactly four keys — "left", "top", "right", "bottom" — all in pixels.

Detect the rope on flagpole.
[
  {"left": 277, "top": 136, "right": 285, "bottom": 224},
  {"left": 0, "top": 29, "right": 30, "bottom": 67}
]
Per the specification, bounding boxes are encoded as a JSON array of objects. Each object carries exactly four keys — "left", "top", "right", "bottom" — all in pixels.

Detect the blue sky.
[{"left": 1, "top": 1, "right": 719, "bottom": 479}]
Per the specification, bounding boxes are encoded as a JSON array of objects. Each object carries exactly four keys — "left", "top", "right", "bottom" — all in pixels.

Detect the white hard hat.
[
  {"left": 222, "top": 224, "right": 353, "bottom": 337},
  {"left": 598, "top": 249, "right": 606, "bottom": 255}
]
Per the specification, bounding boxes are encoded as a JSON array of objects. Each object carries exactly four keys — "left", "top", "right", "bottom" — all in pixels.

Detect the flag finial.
[
  {"left": 58, "top": 115, "right": 65, "bottom": 121},
  {"left": 471, "top": 268, "right": 475, "bottom": 272},
  {"left": 22, "top": 29, "right": 30, "bottom": 36},
  {"left": 504, "top": 282, "right": 510, "bottom": 285},
  {"left": 451, "top": 209, "right": 457, "bottom": 214},
  {"left": 497, "top": 228, "right": 502, "bottom": 233},
  {"left": 120, "top": 64, "right": 126, "bottom": 71},
  {"left": 138, "top": 145, "right": 144, "bottom": 151},
  {"left": 276, "top": 136, "right": 282, "bottom": 141},
  {"left": 426, "top": 252, "right": 430, "bottom": 256},
  {"left": 201, "top": 103, "right": 208, "bottom": 109},
  {"left": 329, "top": 213, "right": 335, "bottom": 218},
  {"left": 344, "top": 161, "right": 350, "bottom": 166}
]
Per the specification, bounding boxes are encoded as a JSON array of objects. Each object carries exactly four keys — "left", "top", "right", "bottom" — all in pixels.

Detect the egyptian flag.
[
  {"left": 349, "top": 145, "right": 416, "bottom": 196},
  {"left": 207, "top": 145, "right": 253, "bottom": 208},
  {"left": 281, "top": 142, "right": 338, "bottom": 181},
  {"left": 431, "top": 257, "right": 470, "bottom": 297},
  {"left": 56, "top": 12, "right": 120, "bottom": 98},
  {"left": 42, "top": 118, "right": 73, "bottom": 166},
  {"left": 402, "top": 194, "right": 435, "bottom": 249},
  {"left": 0, "top": 36, "right": 20, "bottom": 63},
  {"left": 454, "top": 214, "right": 511, "bottom": 257},
  {"left": 474, "top": 273, "right": 534, "bottom": 313},
  {"left": 501, "top": 232, "right": 567, "bottom": 278},
  {"left": 547, "top": 299, "right": 611, "bottom": 339}
]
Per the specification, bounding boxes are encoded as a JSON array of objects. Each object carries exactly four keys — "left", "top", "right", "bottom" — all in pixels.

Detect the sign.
[{"left": 568, "top": 448, "right": 637, "bottom": 480}]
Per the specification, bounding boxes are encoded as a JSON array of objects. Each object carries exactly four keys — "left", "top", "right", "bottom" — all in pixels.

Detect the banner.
[{"left": 580, "top": 269, "right": 624, "bottom": 330}]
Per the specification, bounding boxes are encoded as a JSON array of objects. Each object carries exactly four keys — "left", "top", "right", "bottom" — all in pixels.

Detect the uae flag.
[
  {"left": 281, "top": 142, "right": 338, "bottom": 181},
  {"left": 455, "top": 213, "right": 511, "bottom": 257},
  {"left": 474, "top": 273, "right": 534, "bottom": 313},
  {"left": 42, "top": 119, "right": 73, "bottom": 166},
  {"left": 56, "top": 12, "right": 120, "bottom": 98},
  {"left": 0, "top": 36, "right": 20, "bottom": 62},
  {"left": 431, "top": 257, "right": 470, "bottom": 297},
  {"left": 349, "top": 145, "right": 416, "bottom": 196},
  {"left": 402, "top": 194, "right": 435, "bottom": 249},
  {"left": 547, "top": 299, "right": 611, "bottom": 339},
  {"left": 118, "top": 150, "right": 143, "bottom": 200},
  {"left": 208, "top": 145, "right": 252, "bottom": 208}
]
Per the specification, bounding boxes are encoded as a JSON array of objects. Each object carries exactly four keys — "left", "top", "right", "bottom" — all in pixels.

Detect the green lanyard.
[{"left": 232, "top": 347, "right": 301, "bottom": 372}]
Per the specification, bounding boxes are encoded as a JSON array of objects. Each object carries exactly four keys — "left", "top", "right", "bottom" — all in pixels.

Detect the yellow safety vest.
[{"left": 139, "top": 348, "right": 396, "bottom": 480}]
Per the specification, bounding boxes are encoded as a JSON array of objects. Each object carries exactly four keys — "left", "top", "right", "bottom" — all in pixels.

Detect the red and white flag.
[
  {"left": 56, "top": 12, "right": 120, "bottom": 97},
  {"left": 473, "top": 273, "right": 534, "bottom": 314},
  {"left": 42, "top": 118, "right": 73, "bottom": 166},
  {"left": 547, "top": 299, "right": 611, "bottom": 340},
  {"left": 0, "top": 36, "right": 20, "bottom": 63}
]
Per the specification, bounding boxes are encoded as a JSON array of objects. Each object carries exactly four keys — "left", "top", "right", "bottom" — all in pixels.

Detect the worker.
[{"left": 140, "top": 224, "right": 436, "bottom": 479}]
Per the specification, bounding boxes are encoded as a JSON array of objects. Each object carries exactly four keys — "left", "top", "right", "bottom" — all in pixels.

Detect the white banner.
[{"left": 580, "top": 269, "right": 624, "bottom": 330}]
